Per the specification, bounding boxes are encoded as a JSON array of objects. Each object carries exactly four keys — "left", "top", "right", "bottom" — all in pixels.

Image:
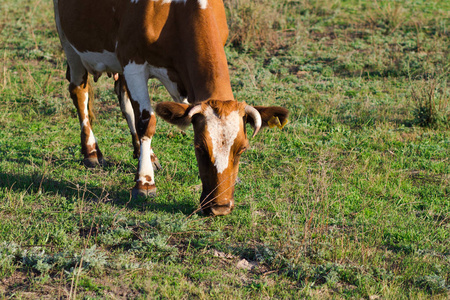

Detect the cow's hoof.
[
  {"left": 132, "top": 186, "right": 157, "bottom": 199},
  {"left": 83, "top": 157, "right": 104, "bottom": 168}
]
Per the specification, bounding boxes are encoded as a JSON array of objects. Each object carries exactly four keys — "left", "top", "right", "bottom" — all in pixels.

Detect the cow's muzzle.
[{"left": 201, "top": 196, "right": 234, "bottom": 216}]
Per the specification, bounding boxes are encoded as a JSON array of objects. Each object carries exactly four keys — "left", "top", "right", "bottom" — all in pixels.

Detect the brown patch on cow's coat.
[
  {"left": 146, "top": 113, "right": 157, "bottom": 138},
  {"left": 201, "top": 99, "right": 246, "bottom": 118},
  {"left": 58, "top": 1, "right": 123, "bottom": 53}
]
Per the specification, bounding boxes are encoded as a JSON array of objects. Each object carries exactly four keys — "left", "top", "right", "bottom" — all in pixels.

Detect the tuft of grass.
[
  {"left": 225, "top": 0, "right": 294, "bottom": 52},
  {"left": 365, "top": 0, "right": 410, "bottom": 35},
  {"left": 411, "top": 77, "right": 449, "bottom": 128}
]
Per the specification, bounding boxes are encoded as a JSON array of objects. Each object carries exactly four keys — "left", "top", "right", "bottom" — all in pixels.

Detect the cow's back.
[{"left": 55, "top": 0, "right": 229, "bottom": 69}]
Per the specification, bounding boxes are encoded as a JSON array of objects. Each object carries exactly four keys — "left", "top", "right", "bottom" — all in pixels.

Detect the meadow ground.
[{"left": 0, "top": 0, "right": 449, "bottom": 298}]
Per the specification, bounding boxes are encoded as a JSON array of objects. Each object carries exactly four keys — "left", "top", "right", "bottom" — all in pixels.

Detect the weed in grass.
[
  {"left": 0, "top": 242, "right": 20, "bottom": 278},
  {"left": 415, "top": 275, "right": 450, "bottom": 295},
  {"left": 365, "top": 1, "right": 409, "bottom": 35}
]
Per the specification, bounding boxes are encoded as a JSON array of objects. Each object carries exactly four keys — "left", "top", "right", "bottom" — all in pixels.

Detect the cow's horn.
[
  {"left": 245, "top": 105, "right": 262, "bottom": 138},
  {"left": 188, "top": 104, "right": 203, "bottom": 119}
]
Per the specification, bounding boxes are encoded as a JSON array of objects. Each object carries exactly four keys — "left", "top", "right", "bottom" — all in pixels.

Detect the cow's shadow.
[{"left": 0, "top": 164, "right": 196, "bottom": 216}]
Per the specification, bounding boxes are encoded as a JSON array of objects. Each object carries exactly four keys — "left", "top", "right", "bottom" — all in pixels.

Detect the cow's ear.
[
  {"left": 246, "top": 106, "right": 289, "bottom": 130},
  {"left": 155, "top": 102, "right": 192, "bottom": 128}
]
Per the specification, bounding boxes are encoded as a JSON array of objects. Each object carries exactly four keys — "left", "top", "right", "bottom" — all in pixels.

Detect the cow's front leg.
[
  {"left": 115, "top": 74, "right": 162, "bottom": 171},
  {"left": 69, "top": 72, "right": 104, "bottom": 168},
  {"left": 123, "top": 63, "right": 158, "bottom": 198}
]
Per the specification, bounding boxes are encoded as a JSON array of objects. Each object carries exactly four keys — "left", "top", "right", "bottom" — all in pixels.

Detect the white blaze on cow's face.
[{"left": 204, "top": 106, "right": 241, "bottom": 174}]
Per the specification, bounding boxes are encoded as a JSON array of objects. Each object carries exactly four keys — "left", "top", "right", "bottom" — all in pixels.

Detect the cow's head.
[{"left": 155, "top": 100, "right": 288, "bottom": 216}]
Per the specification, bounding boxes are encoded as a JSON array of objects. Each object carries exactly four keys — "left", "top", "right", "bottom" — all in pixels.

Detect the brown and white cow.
[{"left": 53, "top": 0, "right": 289, "bottom": 215}]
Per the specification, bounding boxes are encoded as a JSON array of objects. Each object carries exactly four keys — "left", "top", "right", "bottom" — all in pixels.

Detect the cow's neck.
[
  {"left": 182, "top": 50, "right": 233, "bottom": 103},
  {"left": 176, "top": 4, "right": 234, "bottom": 103}
]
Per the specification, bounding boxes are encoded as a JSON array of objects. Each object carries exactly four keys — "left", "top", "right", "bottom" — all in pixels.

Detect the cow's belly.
[{"left": 73, "top": 46, "right": 122, "bottom": 74}]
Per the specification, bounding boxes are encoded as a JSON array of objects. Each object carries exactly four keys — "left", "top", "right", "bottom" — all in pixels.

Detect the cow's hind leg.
[
  {"left": 115, "top": 74, "right": 162, "bottom": 171},
  {"left": 68, "top": 66, "right": 104, "bottom": 168},
  {"left": 54, "top": 2, "right": 103, "bottom": 168}
]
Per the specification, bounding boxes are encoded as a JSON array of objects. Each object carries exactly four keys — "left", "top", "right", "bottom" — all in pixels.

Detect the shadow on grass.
[{"left": 0, "top": 171, "right": 196, "bottom": 215}]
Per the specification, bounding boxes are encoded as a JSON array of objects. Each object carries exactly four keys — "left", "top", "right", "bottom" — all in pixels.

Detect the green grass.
[{"left": 1, "top": 0, "right": 449, "bottom": 298}]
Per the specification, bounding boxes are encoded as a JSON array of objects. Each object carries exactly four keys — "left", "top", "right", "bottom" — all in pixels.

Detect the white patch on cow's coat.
[
  {"left": 197, "top": 0, "right": 208, "bottom": 9},
  {"left": 71, "top": 48, "right": 122, "bottom": 75},
  {"left": 204, "top": 106, "right": 241, "bottom": 174},
  {"left": 124, "top": 61, "right": 186, "bottom": 104},
  {"left": 119, "top": 89, "right": 138, "bottom": 136},
  {"left": 86, "top": 129, "right": 97, "bottom": 149},
  {"left": 137, "top": 136, "right": 155, "bottom": 185},
  {"left": 148, "top": 66, "right": 187, "bottom": 103},
  {"left": 80, "top": 91, "right": 97, "bottom": 150},
  {"left": 81, "top": 91, "right": 89, "bottom": 127},
  {"left": 123, "top": 62, "right": 152, "bottom": 114}
]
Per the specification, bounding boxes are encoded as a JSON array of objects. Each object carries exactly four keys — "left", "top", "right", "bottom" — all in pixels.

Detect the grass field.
[{"left": 0, "top": 0, "right": 449, "bottom": 298}]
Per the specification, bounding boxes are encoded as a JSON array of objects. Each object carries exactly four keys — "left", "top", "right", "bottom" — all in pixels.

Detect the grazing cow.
[{"left": 53, "top": 0, "right": 289, "bottom": 215}]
